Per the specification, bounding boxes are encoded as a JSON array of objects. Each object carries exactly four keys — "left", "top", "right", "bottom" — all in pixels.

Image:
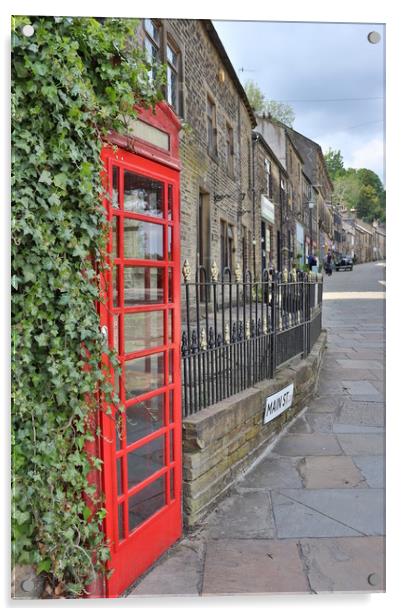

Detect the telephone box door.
[{"left": 99, "top": 143, "right": 182, "bottom": 598}]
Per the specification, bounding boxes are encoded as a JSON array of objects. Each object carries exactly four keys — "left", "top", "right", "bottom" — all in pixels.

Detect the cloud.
[{"left": 347, "top": 137, "right": 385, "bottom": 179}]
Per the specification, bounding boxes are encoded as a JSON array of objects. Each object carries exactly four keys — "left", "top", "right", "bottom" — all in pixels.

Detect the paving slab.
[
  {"left": 367, "top": 369, "right": 385, "bottom": 380},
  {"left": 204, "top": 490, "right": 276, "bottom": 539},
  {"left": 352, "top": 456, "right": 385, "bottom": 488},
  {"left": 333, "top": 424, "right": 384, "bottom": 435},
  {"left": 240, "top": 455, "right": 303, "bottom": 490},
  {"left": 300, "top": 537, "right": 385, "bottom": 592},
  {"left": 274, "top": 488, "right": 384, "bottom": 536},
  {"left": 297, "top": 456, "right": 365, "bottom": 489},
  {"left": 288, "top": 415, "right": 313, "bottom": 434},
  {"left": 272, "top": 433, "right": 343, "bottom": 457},
  {"left": 202, "top": 539, "right": 309, "bottom": 594},
  {"left": 305, "top": 413, "right": 335, "bottom": 434},
  {"left": 337, "top": 433, "right": 385, "bottom": 456},
  {"left": 341, "top": 381, "right": 381, "bottom": 396},
  {"left": 128, "top": 540, "right": 202, "bottom": 596},
  {"left": 316, "top": 381, "right": 350, "bottom": 396},
  {"left": 337, "top": 360, "right": 383, "bottom": 370},
  {"left": 346, "top": 351, "right": 385, "bottom": 361},
  {"left": 349, "top": 393, "right": 384, "bottom": 403},
  {"left": 307, "top": 396, "right": 345, "bottom": 414},
  {"left": 337, "top": 401, "right": 385, "bottom": 428},
  {"left": 320, "top": 368, "right": 377, "bottom": 381},
  {"left": 271, "top": 491, "right": 361, "bottom": 538}
]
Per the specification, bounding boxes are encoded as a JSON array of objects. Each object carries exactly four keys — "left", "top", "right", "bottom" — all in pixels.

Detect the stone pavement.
[{"left": 126, "top": 262, "right": 385, "bottom": 597}]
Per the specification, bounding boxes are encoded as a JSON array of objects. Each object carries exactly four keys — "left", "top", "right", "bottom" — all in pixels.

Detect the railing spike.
[
  {"left": 224, "top": 323, "right": 230, "bottom": 345},
  {"left": 210, "top": 261, "right": 219, "bottom": 282},
  {"left": 182, "top": 259, "right": 191, "bottom": 282},
  {"left": 245, "top": 319, "right": 250, "bottom": 339},
  {"left": 234, "top": 262, "right": 242, "bottom": 283},
  {"left": 200, "top": 327, "right": 207, "bottom": 351}
]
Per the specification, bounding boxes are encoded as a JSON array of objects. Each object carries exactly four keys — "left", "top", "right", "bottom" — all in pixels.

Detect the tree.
[
  {"left": 244, "top": 80, "right": 295, "bottom": 127},
  {"left": 332, "top": 170, "right": 360, "bottom": 210},
  {"left": 356, "top": 184, "right": 380, "bottom": 222},
  {"left": 324, "top": 148, "right": 345, "bottom": 180},
  {"left": 244, "top": 80, "right": 265, "bottom": 114},
  {"left": 324, "top": 146, "right": 386, "bottom": 223}
]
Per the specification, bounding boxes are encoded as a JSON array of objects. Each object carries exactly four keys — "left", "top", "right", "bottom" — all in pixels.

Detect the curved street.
[{"left": 128, "top": 261, "right": 385, "bottom": 596}]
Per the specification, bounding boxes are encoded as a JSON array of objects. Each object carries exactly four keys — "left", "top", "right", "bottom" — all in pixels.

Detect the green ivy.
[{"left": 11, "top": 16, "right": 165, "bottom": 596}]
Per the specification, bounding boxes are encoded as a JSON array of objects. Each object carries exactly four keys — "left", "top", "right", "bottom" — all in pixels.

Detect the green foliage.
[
  {"left": 324, "top": 148, "right": 345, "bottom": 180},
  {"left": 11, "top": 15, "right": 165, "bottom": 596},
  {"left": 244, "top": 79, "right": 295, "bottom": 126},
  {"left": 325, "top": 149, "right": 385, "bottom": 223},
  {"left": 332, "top": 171, "right": 361, "bottom": 211}
]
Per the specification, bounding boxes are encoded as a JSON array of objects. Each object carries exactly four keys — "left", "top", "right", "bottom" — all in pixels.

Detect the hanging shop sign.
[{"left": 263, "top": 383, "right": 294, "bottom": 424}]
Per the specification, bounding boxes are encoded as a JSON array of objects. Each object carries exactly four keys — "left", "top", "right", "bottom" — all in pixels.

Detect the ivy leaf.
[
  {"left": 83, "top": 506, "right": 92, "bottom": 522},
  {"left": 38, "top": 170, "right": 52, "bottom": 185},
  {"left": 37, "top": 558, "right": 52, "bottom": 574},
  {"left": 54, "top": 173, "right": 68, "bottom": 189}
]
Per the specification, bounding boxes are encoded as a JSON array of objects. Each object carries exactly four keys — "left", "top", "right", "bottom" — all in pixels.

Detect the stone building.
[
  {"left": 373, "top": 221, "right": 386, "bottom": 260},
  {"left": 301, "top": 172, "right": 319, "bottom": 264},
  {"left": 254, "top": 116, "right": 303, "bottom": 271},
  {"left": 286, "top": 128, "right": 333, "bottom": 265},
  {"left": 138, "top": 19, "right": 257, "bottom": 279},
  {"left": 354, "top": 221, "right": 373, "bottom": 263},
  {"left": 253, "top": 131, "right": 289, "bottom": 273},
  {"left": 332, "top": 204, "right": 345, "bottom": 261}
]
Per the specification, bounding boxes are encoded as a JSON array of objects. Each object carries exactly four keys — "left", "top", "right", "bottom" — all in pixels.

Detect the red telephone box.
[{"left": 98, "top": 102, "right": 182, "bottom": 598}]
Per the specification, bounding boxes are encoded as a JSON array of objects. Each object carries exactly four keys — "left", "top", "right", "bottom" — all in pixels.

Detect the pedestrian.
[
  {"left": 308, "top": 252, "right": 317, "bottom": 271},
  {"left": 325, "top": 250, "right": 333, "bottom": 276}
]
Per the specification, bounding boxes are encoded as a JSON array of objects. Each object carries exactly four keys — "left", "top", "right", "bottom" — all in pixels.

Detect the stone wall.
[
  {"left": 182, "top": 330, "right": 327, "bottom": 528},
  {"left": 166, "top": 19, "right": 256, "bottom": 277}
]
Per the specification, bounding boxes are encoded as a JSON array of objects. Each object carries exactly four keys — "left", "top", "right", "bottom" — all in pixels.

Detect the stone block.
[
  {"left": 202, "top": 539, "right": 309, "bottom": 594},
  {"left": 11, "top": 565, "right": 44, "bottom": 599},
  {"left": 300, "top": 537, "right": 385, "bottom": 592},
  {"left": 297, "top": 455, "right": 365, "bottom": 488}
]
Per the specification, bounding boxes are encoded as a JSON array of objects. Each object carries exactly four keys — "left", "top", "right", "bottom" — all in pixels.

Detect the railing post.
[{"left": 270, "top": 271, "right": 277, "bottom": 378}]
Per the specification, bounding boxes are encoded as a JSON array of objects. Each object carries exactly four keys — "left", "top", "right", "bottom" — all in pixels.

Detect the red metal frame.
[{"left": 97, "top": 103, "right": 182, "bottom": 598}]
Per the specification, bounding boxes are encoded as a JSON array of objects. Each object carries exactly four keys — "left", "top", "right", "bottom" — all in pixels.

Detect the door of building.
[{"left": 99, "top": 141, "right": 182, "bottom": 597}]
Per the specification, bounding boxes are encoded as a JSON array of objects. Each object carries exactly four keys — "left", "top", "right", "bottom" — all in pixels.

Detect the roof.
[
  {"left": 285, "top": 129, "right": 304, "bottom": 164},
  {"left": 203, "top": 21, "right": 257, "bottom": 128},
  {"left": 355, "top": 221, "right": 374, "bottom": 235},
  {"left": 286, "top": 127, "right": 334, "bottom": 192}
]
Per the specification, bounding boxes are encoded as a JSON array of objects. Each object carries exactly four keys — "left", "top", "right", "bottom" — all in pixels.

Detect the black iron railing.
[{"left": 181, "top": 261, "right": 323, "bottom": 417}]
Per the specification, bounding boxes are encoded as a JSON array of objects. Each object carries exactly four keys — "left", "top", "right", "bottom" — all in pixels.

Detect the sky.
[{"left": 213, "top": 20, "right": 385, "bottom": 184}]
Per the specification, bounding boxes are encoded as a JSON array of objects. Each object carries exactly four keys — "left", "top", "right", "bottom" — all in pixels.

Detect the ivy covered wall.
[{"left": 11, "top": 16, "right": 164, "bottom": 597}]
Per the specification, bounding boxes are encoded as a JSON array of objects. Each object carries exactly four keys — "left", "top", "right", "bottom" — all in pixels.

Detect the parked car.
[{"left": 335, "top": 255, "right": 354, "bottom": 271}]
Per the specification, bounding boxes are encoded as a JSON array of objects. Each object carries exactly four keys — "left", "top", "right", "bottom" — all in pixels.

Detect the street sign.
[{"left": 263, "top": 384, "right": 294, "bottom": 424}]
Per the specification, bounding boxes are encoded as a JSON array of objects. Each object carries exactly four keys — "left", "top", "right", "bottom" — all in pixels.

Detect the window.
[
  {"left": 143, "top": 20, "right": 183, "bottom": 117},
  {"left": 264, "top": 158, "right": 272, "bottom": 198},
  {"left": 207, "top": 96, "right": 217, "bottom": 156},
  {"left": 166, "top": 40, "right": 180, "bottom": 115},
  {"left": 220, "top": 220, "right": 235, "bottom": 272},
  {"left": 226, "top": 123, "right": 234, "bottom": 175},
  {"left": 144, "top": 19, "right": 161, "bottom": 80}
]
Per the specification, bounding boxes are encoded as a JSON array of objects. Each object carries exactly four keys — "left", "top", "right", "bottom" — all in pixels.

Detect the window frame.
[
  {"left": 207, "top": 95, "right": 218, "bottom": 158},
  {"left": 225, "top": 122, "right": 234, "bottom": 176},
  {"left": 142, "top": 20, "right": 184, "bottom": 118},
  {"left": 143, "top": 18, "right": 162, "bottom": 80}
]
